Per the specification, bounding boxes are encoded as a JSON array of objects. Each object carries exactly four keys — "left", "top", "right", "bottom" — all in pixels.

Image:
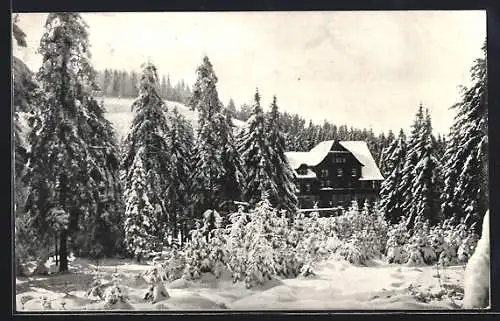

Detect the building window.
[
  {"left": 321, "top": 169, "right": 329, "bottom": 177},
  {"left": 326, "top": 180, "right": 331, "bottom": 187},
  {"left": 336, "top": 157, "right": 346, "bottom": 163},
  {"left": 337, "top": 168, "right": 343, "bottom": 177},
  {"left": 352, "top": 168, "right": 357, "bottom": 177},
  {"left": 298, "top": 167, "right": 307, "bottom": 175},
  {"left": 305, "top": 183, "right": 311, "bottom": 193}
]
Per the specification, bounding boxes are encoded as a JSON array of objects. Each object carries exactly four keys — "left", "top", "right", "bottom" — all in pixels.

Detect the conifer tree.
[
  {"left": 407, "top": 109, "right": 442, "bottom": 227},
  {"left": 398, "top": 104, "right": 425, "bottom": 224},
  {"left": 12, "top": 17, "right": 37, "bottom": 179},
  {"left": 160, "top": 75, "right": 167, "bottom": 99},
  {"left": 238, "top": 89, "right": 276, "bottom": 205},
  {"left": 23, "top": 13, "right": 122, "bottom": 271},
  {"left": 13, "top": 16, "right": 41, "bottom": 276},
  {"left": 165, "top": 107, "right": 194, "bottom": 244},
  {"left": 442, "top": 41, "right": 488, "bottom": 232},
  {"left": 379, "top": 129, "right": 407, "bottom": 224},
  {"left": 227, "top": 98, "right": 237, "bottom": 116},
  {"left": 218, "top": 107, "right": 244, "bottom": 213},
  {"left": 188, "top": 55, "right": 227, "bottom": 217},
  {"left": 166, "top": 74, "right": 173, "bottom": 100},
  {"left": 121, "top": 61, "right": 171, "bottom": 259},
  {"left": 266, "top": 96, "right": 298, "bottom": 213}
]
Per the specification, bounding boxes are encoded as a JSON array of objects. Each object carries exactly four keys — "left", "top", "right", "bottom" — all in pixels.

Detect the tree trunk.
[{"left": 59, "top": 230, "right": 68, "bottom": 272}]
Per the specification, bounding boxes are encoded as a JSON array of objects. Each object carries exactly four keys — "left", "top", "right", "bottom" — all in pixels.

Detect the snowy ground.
[{"left": 16, "top": 256, "right": 465, "bottom": 311}]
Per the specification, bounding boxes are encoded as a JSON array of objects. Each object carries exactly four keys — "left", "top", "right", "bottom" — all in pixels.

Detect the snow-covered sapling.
[
  {"left": 86, "top": 269, "right": 106, "bottom": 301},
  {"left": 103, "top": 270, "right": 129, "bottom": 308},
  {"left": 143, "top": 264, "right": 170, "bottom": 303}
]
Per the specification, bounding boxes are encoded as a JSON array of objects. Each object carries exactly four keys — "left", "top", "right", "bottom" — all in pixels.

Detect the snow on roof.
[
  {"left": 294, "top": 168, "right": 317, "bottom": 179},
  {"left": 285, "top": 140, "right": 334, "bottom": 169},
  {"left": 339, "top": 141, "right": 384, "bottom": 181},
  {"left": 285, "top": 140, "right": 384, "bottom": 181}
]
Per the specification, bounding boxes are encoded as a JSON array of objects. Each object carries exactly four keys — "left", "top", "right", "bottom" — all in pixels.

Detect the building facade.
[{"left": 285, "top": 140, "right": 384, "bottom": 209}]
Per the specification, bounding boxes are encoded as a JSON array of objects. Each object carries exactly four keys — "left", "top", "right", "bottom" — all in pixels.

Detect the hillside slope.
[{"left": 102, "top": 97, "right": 245, "bottom": 141}]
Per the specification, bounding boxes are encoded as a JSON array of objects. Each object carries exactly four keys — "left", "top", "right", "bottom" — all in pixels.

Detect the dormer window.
[
  {"left": 337, "top": 168, "right": 343, "bottom": 177},
  {"left": 297, "top": 167, "right": 307, "bottom": 175}
]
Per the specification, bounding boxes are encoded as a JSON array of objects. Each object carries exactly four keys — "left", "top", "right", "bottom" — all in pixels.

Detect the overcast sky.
[{"left": 13, "top": 11, "right": 486, "bottom": 135}]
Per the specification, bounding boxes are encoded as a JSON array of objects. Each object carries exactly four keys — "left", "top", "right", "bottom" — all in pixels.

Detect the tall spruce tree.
[
  {"left": 266, "top": 96, "right": 298, "bottom": 213},
  {"left": 121, "top": 61, "right": 170, "bottom": 260},
  {"left": 379, "top": 129, "right": 407, "bottom": 224},
  {"left": 23, "top": 13, "right": 122, "bottom": 271},
  {"left": 218, "top": 107, "right": 244, "bottom": 213},
  {"left": 165, "top": 107, "right": 194, "bottom": 244},
  {"left": 398, "top": 104, "right": 425, "bottom": 224},
  {"left": 441, "top": 41, "right": 488, "bottom": 232},
  {"left": 188, "top": 56, "right": 227, "bottom": 217},
  {"left": 407, "top": 109, "right": 442, "bottom": 227},
  {"left": 13, "top": 15, "right": 42, "bottom": 276},
  {"left": 238, "top": 89, "right": 276, "bottom": 205}
]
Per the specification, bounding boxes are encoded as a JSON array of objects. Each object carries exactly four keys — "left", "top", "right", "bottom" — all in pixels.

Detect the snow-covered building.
[{"left": 285, "top": 140, "right": 384, "bottom": 209}]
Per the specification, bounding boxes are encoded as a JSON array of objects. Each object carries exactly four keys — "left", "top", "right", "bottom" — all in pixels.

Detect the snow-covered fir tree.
[
  {"left": 441, "top": 41, "right": 488, "bottom": 232},
  {"left": 13, "top": 16, "right": 42, "bottom": 276},
  {"left": 379, "top": 129, "right": 407, "bottom": 224},
  {"left": 121, "top": 61, "right": 171, "bottom": 260},
  {"left": 218, "top": 107, "right": 244, "bottom": 213},
  {"left": 123, "top": 147, "right": 161, "bottom": 261},
  {"left": 398, "top": 104, "right": 425, "bottom": 228},
  {"left": 23, "top": 13, "right": 122, "bottom": 271},
  {"left": 238, "top": 89, "right": 276, "bottom": 206},
  {"left": 165, "top": 107, "right": 194, "bottom": 244},
  {"left": 265, "top": 95, "right": 298, "bottom": 214},
  {"left": 188, "top": 55, "right": 232, "bottom": 217},
  {"left": 378, "top": 130, "right": 396, "bottom": 176},
  {"left": 407, "top": 109, "right": 442, "bottom": 227}
]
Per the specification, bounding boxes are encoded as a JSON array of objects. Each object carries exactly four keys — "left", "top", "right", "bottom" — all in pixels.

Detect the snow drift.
[{"left": 462, "top": 210, "right": 490, "bottom": 309}]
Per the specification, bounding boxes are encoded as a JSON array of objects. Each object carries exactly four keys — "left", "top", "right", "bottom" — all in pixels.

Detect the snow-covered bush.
[
  {"left": 272, "top": 210, "right": 301, "bottom": 278},
  {"left": 225, "top": 206, "right": 249, "bottom": 283},
  {"left": 404, "top": 218, "right": 436, "bottom": 266},
  {"left": 182, "top": 211, "right": 228, "bottom": 280},
  {"left": 335, "top": 233, "right": 370, "bottom": 265},
  {"left": 143, "top": 264, "right": 169, "bottom": 304},
  {"left": 383, "top": 212, "right": 481, "bottom": 267},
  {"left": 86, "top": 269, "right": 107, "bottom": 301},
  {"left": 328, "top": 200, "right": 389, "bottom": 265},
  {"left": 103, "top": 271, "right": 130, "bottom": 308},
  {"left": 182, "top": 223, "right": 213, "bottom": 280},
  {"left": 161, "top": 246, "right": 186, "bottom": 282},
  {"left": 241, "top": 199, "right": 278, "bottom": 288},
  {"left": 386, "top": 218, "right": 410, "bottom": 264}
]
